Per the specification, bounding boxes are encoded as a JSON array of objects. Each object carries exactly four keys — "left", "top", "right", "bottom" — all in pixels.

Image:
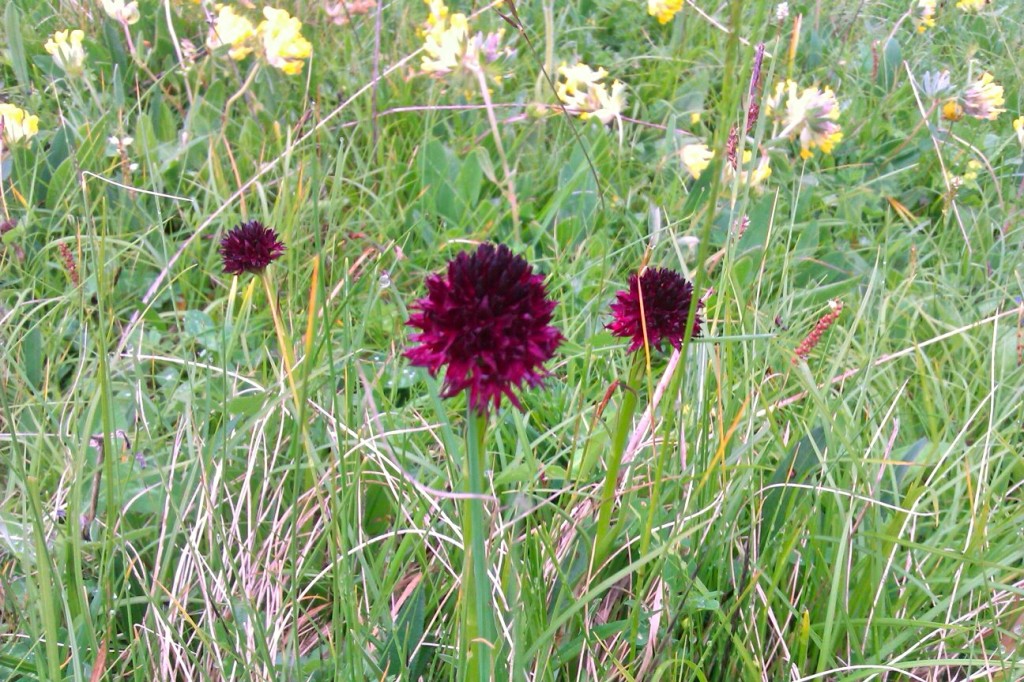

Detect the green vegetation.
[{"left": 1, "top": 0, "right": 1022, "bottom": 679}]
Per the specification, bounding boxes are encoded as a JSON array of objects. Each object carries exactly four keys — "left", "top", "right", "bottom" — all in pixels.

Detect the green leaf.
[
  {"left": 23, "top": 327, "right": 41, "bottom": 390},
  {"left": 878, "top": 38, "right": 901, "bottom": 92},
  {"left": 381, "top": 583, "right": 428, "bottom": 678},
  {"left": 760, "top": 425, "right": 829, "bottom": 550},
  {"left": 4, "top": 4, "right": 29, "bottom": 90},
  {"left": 45, "top": 158, "right": 75, "bottom": 210},
  {"left": 182, "top": 309, "right": 221, "bottom": 351},
  {"left": 456, "top": 146, "right": 483, "bottom": 210}
]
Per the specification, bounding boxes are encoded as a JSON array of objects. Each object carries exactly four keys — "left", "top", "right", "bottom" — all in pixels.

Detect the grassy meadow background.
[{"left": 2, "top": 0, "right": 1024, "bottom": 679}]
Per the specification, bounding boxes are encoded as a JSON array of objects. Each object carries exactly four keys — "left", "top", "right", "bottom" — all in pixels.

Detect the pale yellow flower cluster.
[
  {"left": 962, "top": 71, "right": 1004, "bottom": 120},
  {"left": 45, "top": 29, "right": 86, "bottom": 77},
  {"left": 421, "top": 6, "right": 469, "bottom": 76},
  {"left": 725, "top": 150, "right": 773, "bottom": 188},
  {"left": 680, "top": 142, "right": 771, "bottom": 188},
  {"left": 766, "top": 80, "right": 843, "bottom": 159},
  {"left": 555, "top": 63, "right": 626, "bottom": 125},
  {"left": 940, "top": 71, "right": 1004, "bottom": 122},
  {"left": 207, "top": 5, "right": 312, "bottom": 75},
  {"left": 419, "top": 0, "right": 509, "bottom": 78},
  {"left": 648, "top": 0, "right": 683, "bottom": 25},
  {"left": 208, "top": 5, "right": 257, "bottom": 61},
  {"left": 681, "top": 143, "right": 713, "bottom": 179},
  {"left": 915, "top": 0, "right": 936, "bottom": 32},
  {"left": 956, "top": 0, "right": 989, "bottom": 12},
  {"left": 1013, "top": 116, "right": 1024, "bottom": 146},
  {"left": 0, "top": 104, "right": 40, "bottom": 145},
  {"left": 260, "top": 8, "right": 313, "bottom": 75},
  {"left": 101, "top": 0, "right": 140, "bottom": 25},
  {"left": 944, "top": 159, "right": 982, "bottom": 192}
]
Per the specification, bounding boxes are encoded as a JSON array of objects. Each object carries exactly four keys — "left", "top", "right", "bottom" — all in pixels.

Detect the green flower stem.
[
  {"left": 593, "top": 355, "right": 645, "bottom": 566},
  {"left": 223, "top": 63, "right": 261, "bottom": 126},
  {"left": 637, "top": 347, "right": 685, "bottom": 560},
  {"left": 471, "top": 64, "right": 520, "bottom": 239},
  {"left": 259, "top": 270, "right": 301, "bottom": 410},
  {"left": 461, "top": 410, "right": 494, "bottom": 682}
]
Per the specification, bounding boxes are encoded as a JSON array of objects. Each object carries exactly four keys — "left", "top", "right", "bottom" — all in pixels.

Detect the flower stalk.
[
  {"left": 594, "top": 266, "right": 705, "bottom": 566},
  {"left": 592, "top": 355, "right": 644, "bottom": 564},
  {"left": 259, "top": 270, "right": 301, "bottom": 408},
  {"left": 404, "top": 243, "right": 563, "bottom": 678},
  {"left": 461, "top": 409, "right": 494, "bottom": 682},
  {"left": 217, "top": 220, "right": 298, "bottom": 406},
  {"left": 471, "top": 62, "right": 520, "bottom": 237}
]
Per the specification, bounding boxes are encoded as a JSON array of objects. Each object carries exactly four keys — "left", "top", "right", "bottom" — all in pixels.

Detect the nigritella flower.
[
  {"left": 607, "top": 267, "right": 703, "bottom": 353},
  {"left": 405, "top": 243, "right": 563, "bottom": 413},
  {"left": 962, "top": 72, "right": 1005, "bottom": 120},
  {"left": 219, "top": 220, "right": 285, "bottom": 275}
]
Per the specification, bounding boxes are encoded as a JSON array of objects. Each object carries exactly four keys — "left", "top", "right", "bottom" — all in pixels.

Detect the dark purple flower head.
[
  {"left": 607, "top": 267, "right": 703, "bottom": 353},
  {"left": 219, "top": 220, "right": 285, "bottom": 275},
  {"left": 405, "top": 243, "right": 564, "bottom": 414}
]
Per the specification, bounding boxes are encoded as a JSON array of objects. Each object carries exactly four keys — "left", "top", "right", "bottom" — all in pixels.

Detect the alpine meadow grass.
[{"left": 1, "top": 0, "right": 1023, "bottom": 680}]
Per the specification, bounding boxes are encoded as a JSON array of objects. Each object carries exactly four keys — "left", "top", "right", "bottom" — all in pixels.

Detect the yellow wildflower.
[
  {"left": 915, "top": 0, "right": 936, "bottom": 32},
  {"left": 423, "top": 0, "right": 449, "bottom": 32},
  {"left": 1013, "top": 116, "right": 1024, "bottom": 146},
  {"left": 418, "top": 2, "right": 509, "bottom": 80},
  {"left": 587, "top": 80, "right": 626, "bottom": 124},
  {"left": 725, "top": 150, "right": 772, "bottom": 188},
  {"left": 944, "top": 159, "right": 983, "bottom": 191},
  {"left": 556, "top": 63, "right": 627, "bottom": 125},
  {"left": 258, "top": 8, "right": 312, "bottom": 75},
  {"left": 962, "top": 159, "right": 982, "bottom": 182},
  {"left": 421, "top": 11, "right": 468, "bottom": 75},
  {"left": 942, "top": 99, "right": 964, "bottom": 121},
  {"left": 955, "top": 0, "right": 989, "bottom": 11},
  {"left": 207, "top": 5, "right": 257, "bottom": 61},
  {"left": 962, "top": 71, "right": 1004, "bottom": 120},
  {"left": 681, "top": 143, "right": 713, "bottom": 179},
  {"left": 100, "top": 0, "right": 140, "bottom": 25},
  {"left": 0, "top": 104, "right": 40, "bottom": 145},
  {"left": 648, "top": 0, "right": 683, "bottom": 24},
  {"left": 767, "top": 80, "right": 843, "bottom": 158},
  {"left": 557, "top": 63, "right": 608, "bottom": 99},
  {"left": 44, "top": 29, "right": 86, "bottom": 77}
]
